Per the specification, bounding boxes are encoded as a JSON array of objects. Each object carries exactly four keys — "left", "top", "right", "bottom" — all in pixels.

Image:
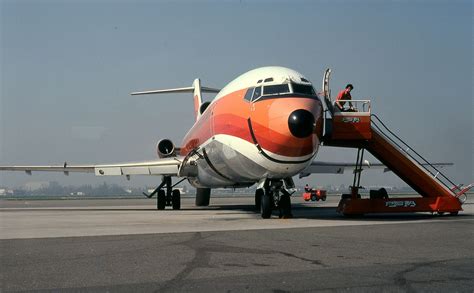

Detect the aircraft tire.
[
  {"left": 157, "top": 190, "right": 166, "bottom": 210},
  {"left": 261, "top": 193, "right": 273, "bottom": 219},
  {"left": 195, "top": 188, "right": 211, "bottom": 206},
  {"left": 255, "top": 189, "right": 264, "bottom": 211},
  {"left": 279, "top": 194, "right": 292, "bottom": 218},
  {"left": 172, "top": 189, "right": 181, "bottom": 210}
]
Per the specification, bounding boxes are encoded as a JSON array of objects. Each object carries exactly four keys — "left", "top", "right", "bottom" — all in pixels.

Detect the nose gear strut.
[{"left": 257, "top": 178, "right": 294, "bottom": 219}]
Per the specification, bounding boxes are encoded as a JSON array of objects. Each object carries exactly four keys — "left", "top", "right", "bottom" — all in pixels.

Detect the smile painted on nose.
[{"left": 288, "top": 109, "right": 315, "bottom": 138}]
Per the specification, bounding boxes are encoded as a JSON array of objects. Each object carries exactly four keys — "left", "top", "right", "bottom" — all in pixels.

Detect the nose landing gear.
[{"left": 256, "top": 179, "right": 294, "bottom": 219}]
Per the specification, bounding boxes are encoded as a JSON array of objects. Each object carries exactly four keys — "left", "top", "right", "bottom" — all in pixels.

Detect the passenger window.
[
  {"left": 252, "top": 86, "right": 262, "bottom": 100},
  {"left": 243, "top": 87, "right": 254, "bottom": 101}
]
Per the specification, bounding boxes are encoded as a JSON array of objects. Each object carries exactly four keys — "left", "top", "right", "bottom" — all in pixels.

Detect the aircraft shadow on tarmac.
[{"left": 16, "top": 203, "right": 469, "bottom": 222}]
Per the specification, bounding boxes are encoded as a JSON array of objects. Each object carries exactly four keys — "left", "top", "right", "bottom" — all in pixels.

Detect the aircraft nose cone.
[{"left": 288, "top": 109, "right": 315, "bottom": 138}]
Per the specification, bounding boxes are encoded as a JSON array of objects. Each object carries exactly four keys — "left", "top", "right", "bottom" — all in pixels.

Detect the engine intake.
[{"left": 157, "top": 139, "right": 176, "bottom": 158}]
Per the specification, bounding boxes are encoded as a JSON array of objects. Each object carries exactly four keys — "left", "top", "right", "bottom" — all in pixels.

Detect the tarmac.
[{"left": 1, "top": 195, "right": 473, "bottom": 292}]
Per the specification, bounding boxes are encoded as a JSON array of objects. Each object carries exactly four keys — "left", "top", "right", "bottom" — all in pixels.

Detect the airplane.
[{"left": 0, "top": 66, "right": 459, "bottom": 218}]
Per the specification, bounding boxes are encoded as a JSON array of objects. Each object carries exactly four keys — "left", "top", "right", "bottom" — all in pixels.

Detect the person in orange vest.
[{"left": 335, "top": 84, "right": 355, "bottom": 111}]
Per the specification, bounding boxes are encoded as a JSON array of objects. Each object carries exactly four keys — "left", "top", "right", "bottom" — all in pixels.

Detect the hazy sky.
[{"left": 1, "top": 0, "right": 472, "bottom": 189}]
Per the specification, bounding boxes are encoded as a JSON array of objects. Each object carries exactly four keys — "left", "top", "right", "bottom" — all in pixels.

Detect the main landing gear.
[
  {"left": 143, "top": 176, "right": 184, "bottom": 210},
  {"left": 255, "top": 179, "right": 294, "bottom": 219}
]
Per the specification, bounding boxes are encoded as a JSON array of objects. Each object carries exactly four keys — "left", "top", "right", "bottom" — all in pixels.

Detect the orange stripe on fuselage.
[
  {"left": 181, "top": 88, "right": 322, "bottom": 158},
  {"left": 180, "top": 89, "right": 248, "bottom": 156}
]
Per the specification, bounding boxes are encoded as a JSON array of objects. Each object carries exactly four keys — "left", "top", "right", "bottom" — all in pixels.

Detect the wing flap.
[
  {"left": 149, "top": 165, "right": 179, "bottom": 175},
  {"left": 121, "top": 166, "right": 150, "bottom": 175},
  {"left": 95, "top": 167, "right": 122, "bottom": 176}
]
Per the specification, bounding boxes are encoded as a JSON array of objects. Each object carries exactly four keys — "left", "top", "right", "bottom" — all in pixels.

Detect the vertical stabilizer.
[{"left": 193, "top": 79, "right": 203, "bottom": 120}]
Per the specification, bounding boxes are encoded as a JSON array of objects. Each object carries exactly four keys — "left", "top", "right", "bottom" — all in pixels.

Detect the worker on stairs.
[{"left": 335, "top": 84, "right": 356, "bottom": 112}]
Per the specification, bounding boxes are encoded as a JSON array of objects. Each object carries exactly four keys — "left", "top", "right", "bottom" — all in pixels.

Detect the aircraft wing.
[
  {"left": 299, "top": 160, "right": 453, "bottom": 178},
  {"left": 0, "top": 157, "right": 183, "bottom": 177}
]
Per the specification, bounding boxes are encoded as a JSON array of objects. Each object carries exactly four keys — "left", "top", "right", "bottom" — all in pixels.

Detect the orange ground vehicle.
[{"left": 303, "top": 189, "right": 327, "bottom": 201}]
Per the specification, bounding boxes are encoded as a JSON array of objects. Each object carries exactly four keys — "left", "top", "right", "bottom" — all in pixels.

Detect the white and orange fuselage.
[{"left": 179, "top": 67, "right": 323, "bottom": 188}]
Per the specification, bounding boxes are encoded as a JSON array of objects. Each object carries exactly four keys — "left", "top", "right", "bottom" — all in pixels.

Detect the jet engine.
[{"left": 157, "top": 139, "right": 176, "bottom": 158}]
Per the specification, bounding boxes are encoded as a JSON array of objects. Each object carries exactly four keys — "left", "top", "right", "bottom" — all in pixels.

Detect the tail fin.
[{"left": 131, "top": 79, "right": 221, "bottom": 121}]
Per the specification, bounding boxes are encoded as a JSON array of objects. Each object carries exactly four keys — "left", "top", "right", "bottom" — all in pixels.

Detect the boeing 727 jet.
[{"left": 1, "top": 66, "right": 465, "bottom": 218}]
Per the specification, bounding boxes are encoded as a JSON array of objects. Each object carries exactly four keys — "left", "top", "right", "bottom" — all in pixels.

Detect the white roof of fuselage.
[{"left": 213, "top": 66, "right": 312, "bottom": 101}]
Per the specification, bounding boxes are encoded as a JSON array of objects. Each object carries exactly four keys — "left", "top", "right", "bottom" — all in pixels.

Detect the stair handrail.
[{"left": 371, "top": 114, "right": 461, "bottom": 194}]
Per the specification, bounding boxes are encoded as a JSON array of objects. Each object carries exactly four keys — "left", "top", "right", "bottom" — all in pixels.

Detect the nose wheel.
[
  {"left": 258, "top": 179, "right": 294, "bottom": 219},
  {"left": 260, "top": 191, "right": 274, "bottom": 218},
  {"left": 278, "top": 191, "right": 292, "bottom": 219},
  {"left": 255, "top": 189, "right": 264, "bottom": 211}
]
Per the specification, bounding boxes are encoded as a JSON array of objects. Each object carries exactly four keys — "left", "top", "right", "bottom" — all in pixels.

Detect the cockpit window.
[
  {"left": 252, "top": 86, "right": 262, "bottom": 100},
  {"left": 292, "top": 83, "right": 316, "bottom": 96},
  {"left": 263, "top": 84, "right": 290, "bottom": 95},
  {"left": 244, "top": 87, "right": 254, "bottom": 101},
  {"left": 250, "top": 82, "right": 318, "bottom": 103}
]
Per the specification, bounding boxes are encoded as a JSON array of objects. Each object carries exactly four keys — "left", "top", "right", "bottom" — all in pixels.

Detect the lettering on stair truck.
[
  {"left": 342, "top": 117, "right": 360, "bottom": 123},
  {"left": 385, "top": 201, "right": 417, "bottom": 208}
]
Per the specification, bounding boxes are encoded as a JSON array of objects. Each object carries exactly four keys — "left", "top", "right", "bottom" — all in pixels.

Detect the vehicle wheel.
[
  {"left": 341, "top": 194, "right": 352, "bottom": 200},
  {"left": 261, "top": 192, "right": 273, "bottom": 219},
  {"left": 255, "top": 189, "right": 264, "bottom": 211},
  {"left": 172, "top": 189, "right": 181, "bottom": 210},
  {"left": 322, "top": 196, "right": 326, "bottom": 201},
  {"left": 195, "top": 188, "right": 211, "bottom": 206},
  {"left": 450, "top": 211, "right": 459, "bottom": 216},
  {"left": 278, "top": 195, "right": 292, "bottom": 218},
  {"left": 311, "top": 194, "right": 317, "bottom": 201},
  {"left": 379, "top": 188, "right": 388, "bottom": 199},
  {"left": 157, "top": 190, "right": 166, "bottom": 210}
]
